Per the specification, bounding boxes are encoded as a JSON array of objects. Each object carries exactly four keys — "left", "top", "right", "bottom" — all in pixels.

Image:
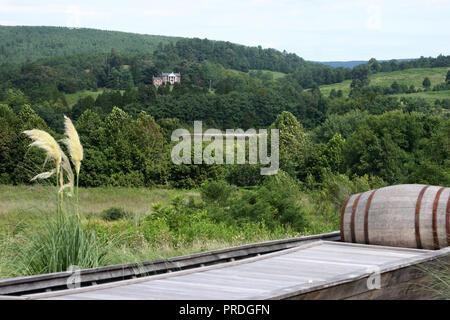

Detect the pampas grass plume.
[
  {"left": 23, "top": 129, "right": 62, "bottom": 166},
  {"left": 62, "top": 115, "right": 83, "bottom": 175}
]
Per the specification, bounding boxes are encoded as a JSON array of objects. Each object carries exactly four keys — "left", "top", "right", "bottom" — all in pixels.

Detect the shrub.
[
  {"left": 101, "top": 206, "right": 129, "bottom": 221},
  {"left": 141, "top": 216, "right": 173, "bottom": 245},
  {"left": 226, "top": 164, "right": 263, "bottom": 187},
  {"left": 200, "top": 180, "right": 234, "bottom": 204},
  {"left": 318, "top": 172, "right": 386, "bottom": 211},
  {"left": 204, "top": 173, "right": 308, "bottom": 233},
  {"left": 258, "top": 172, "right": 307, "bottom": 231}
]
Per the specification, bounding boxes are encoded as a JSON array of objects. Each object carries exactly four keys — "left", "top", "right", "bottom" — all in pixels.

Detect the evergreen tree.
[{"left": 422, "top": 77, "right": 431, "bottom": 89}]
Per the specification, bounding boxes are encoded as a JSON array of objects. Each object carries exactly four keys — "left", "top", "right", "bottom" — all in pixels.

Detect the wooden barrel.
[{"left": 340, "top": 184, "right": 450, "bottom": 249}]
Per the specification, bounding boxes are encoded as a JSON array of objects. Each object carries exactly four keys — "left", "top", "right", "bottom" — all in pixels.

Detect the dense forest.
[{"left": 0, "top": 26, "right": 181, "bottom": 64}]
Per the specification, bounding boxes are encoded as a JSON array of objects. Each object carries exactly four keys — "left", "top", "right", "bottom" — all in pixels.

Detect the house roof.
[{"left": 162, "top": 72, "right": 181, "bottom": 76}]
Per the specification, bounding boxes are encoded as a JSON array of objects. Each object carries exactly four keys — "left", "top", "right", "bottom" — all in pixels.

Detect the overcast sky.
[{"left": 0, "top": 0, "right": 449, "bottom": 61}]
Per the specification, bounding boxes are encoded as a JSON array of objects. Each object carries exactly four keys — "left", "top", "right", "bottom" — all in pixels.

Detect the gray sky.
[{"left": 0, "top": 0, "right": 449, "bottom": 61}]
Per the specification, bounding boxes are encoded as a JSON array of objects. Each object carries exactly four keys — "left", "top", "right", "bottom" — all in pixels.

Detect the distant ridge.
[
  {"left": 317, "top": 59, "right": 415, "bottom": 68},
  {"left": 0, "top": 25, "right": 182, "bottom": 64}
]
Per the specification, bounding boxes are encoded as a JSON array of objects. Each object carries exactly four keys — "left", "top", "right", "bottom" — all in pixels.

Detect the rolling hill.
[
  {"left": 319, "top": 67, "right": 449, "bottom": 102},
  {"left": 0, "top": 26, "right": 182, "bottom": 65}
]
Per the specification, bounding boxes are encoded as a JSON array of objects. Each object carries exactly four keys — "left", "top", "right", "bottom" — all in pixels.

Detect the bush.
[
  {"left": 226, "top": 164, "right": 263, "bottom": 187},
  {"left": 202, "top": 173, "right": 308, "bottom": 233},
  {"left": 318, "top": 172, "right": 386, "bottom": 211},
  {"left": 258, "top": 172, "right": 307, "bottom": 231},
  {"left": 200, "top": 180, "right": 234, "bottom": 204},
  {"left": 101, "top": 206, "right": 129, "bottom": 221},
  {"left": 141, "top": 216, "right": 173, "bottom": 245}
]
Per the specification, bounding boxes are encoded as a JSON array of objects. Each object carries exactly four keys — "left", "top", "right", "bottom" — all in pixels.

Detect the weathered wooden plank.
[
  {"left": 224, "top": 262, "right": 332, "bottom": 277},
  {"left": 207, "top": 268, "right": 321, "bottom": 283},
  {"left": 159, "top": 273, "right": 277, "bottom": 291},
  {"left": 315, "top": 242, "right": 426, "bottom": 256},
  {"left": 58, "top": 292, "right": 143, "bottom": 300},
  {"left": 274, "top": 256, "right": 374, "bottom": 269},
  {"left": 252, "top": 258, "right": 368, "bottom": 275},
  {"left": 0, "top": 295, "right": 27, "bottom": 300},
  {"left": 89, "top": 285, "right": 203, "bottom": 300},
  {"left": 312, "top": 246, "right": 421, "bottom": 259},
  {"left": 299, "top": 246, "right": 420, "bottom": 260},
  {"left": 109, "top": 283, "right": 231, "bottom": 300},
  {"left": 285, "top": 251, "right": 406, "bottom": 265},
  {"left": 46, "top": 283, "right": 223, "bottom": 300},
  {"left": 323, "top": 240, "right": 431, "bottom": 253},
  {"left": 175, "top": 271, "right": 294, "bottom": 289},
  {"left": 45, "top": 296, "right": 99, "bottom": 300},
  {"left": 154, "top": 278, "right": 265, "bottom": 295}
]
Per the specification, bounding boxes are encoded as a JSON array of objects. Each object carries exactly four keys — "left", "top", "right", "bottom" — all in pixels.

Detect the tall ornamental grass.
[
  {"left": 19, "top": 116, "right": 111, "bottom": 275},
  {"left": 18, "top": 214, "right": 112, "bottom": 275}
]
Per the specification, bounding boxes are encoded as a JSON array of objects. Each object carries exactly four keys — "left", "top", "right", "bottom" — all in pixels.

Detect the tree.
[
  {"left": 106, "top": 68, "right": 121, "bottom": 89},
  {"left": 71, "top": 96, "right": 95, "bottom": 120},
  {"left": 215, "top": 78, "right": 233, "bottom": 94},
  {"left": 319, "top": 133, "right": 346, "bottom": 174},
  {"left": 368, "top": 58, "right": 381, "bottom": 73},
  {"left": 3, "top": 88, "right": 29, "bottom": 108},
  {"left": 134, "top": 112, "right": 167, "bottom": 186},
  {"left": 0, "top": 104, "right": 19, "bottom": 183},
  {"left": 76, "top": 109, "right": 103, "bottom": 147},
  {"left": 119, "top": 69, "right": 134, "bottom": 89},
  {"left": 391, "top": 81, "right": 400, "bottom": 93},
  {"left": 446, "top": 70, "right": 450, "bottom": 84},
  {"left": 422, "top": 77, "right": 431, "bottom": 89},
  {"left": 137, "top": 83, "right": 157, "bottom": 106},
  {"left": 350, "top": 64, "right": 370, "bottom": 88},
  {"left": 107, "top": 48, "right": 122, "bottom": 70},
  {"left": 269, "top": 111, "right": 306, "bottom": 176}
]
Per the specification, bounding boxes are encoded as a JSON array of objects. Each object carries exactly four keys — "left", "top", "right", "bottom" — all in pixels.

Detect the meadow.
[
  {"left": 319, "top": 67, "right": 449, "bottom": 98},
  {"left": 0, "top": 185, "right": 189, "bottom": 229},
  {"left": 64, "top": 90, "right": 106, "bottom": 108},
  {"left": 391, "top": 89, "right": 450, "bottom": 103},
  {"left": 0, "top": 180, "right": 341, "bottom": 279},
  {"left": 248, "top": 69, "right": 287, "bottom": 80}
]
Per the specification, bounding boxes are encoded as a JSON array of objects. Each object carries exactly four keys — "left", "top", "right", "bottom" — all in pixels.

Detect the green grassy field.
[
  {"left": 319, "top": 67, "right": 449, "bottom": 98},
  {"left": 0, "top": 185, "right": 308, "bottom": 279},
  {"left": 64, "top": 89, "right": 105, "bottom": 107},
  {"left": 248, "top": 69, "right": 287, "bottom": 80},
  {"left": 0, "top": 185, "right": 191, "bottom": 221}
]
